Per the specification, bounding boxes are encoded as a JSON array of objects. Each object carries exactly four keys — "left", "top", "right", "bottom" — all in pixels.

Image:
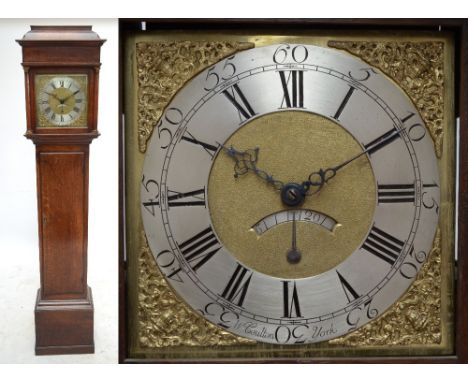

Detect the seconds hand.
[{"left": 287, "top": 211, "right": 301, "bottom": 264}]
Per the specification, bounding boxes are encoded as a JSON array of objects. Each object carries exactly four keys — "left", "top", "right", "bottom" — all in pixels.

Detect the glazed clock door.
[{"left": 141, "top": 44, "right": 440, "bottom": 345}]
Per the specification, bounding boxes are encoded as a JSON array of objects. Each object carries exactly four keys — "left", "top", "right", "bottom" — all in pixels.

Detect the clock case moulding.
[{"left": 119, "top": 19, "right": 468, "bottom": 363}]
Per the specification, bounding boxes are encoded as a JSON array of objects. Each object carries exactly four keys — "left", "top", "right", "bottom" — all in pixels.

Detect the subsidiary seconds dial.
[{"left": 141, "top": 44, "right": 440, "bottom": 344}]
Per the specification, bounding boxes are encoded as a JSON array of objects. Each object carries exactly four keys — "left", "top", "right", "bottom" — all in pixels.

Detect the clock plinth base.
[{"left": 34, "top": 287, "right": 94, "bottom": 356}]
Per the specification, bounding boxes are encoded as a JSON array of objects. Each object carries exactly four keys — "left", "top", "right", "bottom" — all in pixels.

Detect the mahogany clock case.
[{"left": 118, "top": 19, "right": 468, "bottom": 363}]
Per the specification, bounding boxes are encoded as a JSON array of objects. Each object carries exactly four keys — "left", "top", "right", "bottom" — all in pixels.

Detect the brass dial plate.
[
  {"left": 141, "top": 44, "right": 440, "bottom": 345},
  {"left": 35, "top": 74, "right": 88, "bottom": 128},
  {"left": 209, "top": 111, "right": 376, "bottom": 278}
]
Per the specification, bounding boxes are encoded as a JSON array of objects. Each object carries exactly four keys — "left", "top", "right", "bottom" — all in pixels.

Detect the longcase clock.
[{"left": 18, "top": 26, "right": 105, "bottom": 355}]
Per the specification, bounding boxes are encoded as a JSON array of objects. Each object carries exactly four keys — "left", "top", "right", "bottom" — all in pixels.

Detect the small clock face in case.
[
  {"left": 141, "top": 44, "right": 440, "bottom": 345},
  {"left": 35, "top": 74, "right": 88, "bottom": 128}
]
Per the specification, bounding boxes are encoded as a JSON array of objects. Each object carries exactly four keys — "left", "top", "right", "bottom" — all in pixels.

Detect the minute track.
[
  {"left": 160, "top": 62, "right": 421, "bottom": 322},
  {"left": 141, "top": 44, "right": 438, "bottom": 344}
]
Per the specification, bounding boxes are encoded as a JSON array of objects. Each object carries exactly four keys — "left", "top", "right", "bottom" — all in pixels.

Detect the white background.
[{"left": 0, "top": 19, "right": 118, "bottom": 363}]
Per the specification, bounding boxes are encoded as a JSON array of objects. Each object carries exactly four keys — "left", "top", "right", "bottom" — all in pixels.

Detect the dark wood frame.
[{"left": 118, "top": 18, "right": 468, "bottom": 363}]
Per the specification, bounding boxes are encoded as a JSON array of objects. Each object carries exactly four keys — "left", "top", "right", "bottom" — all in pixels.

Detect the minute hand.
[{"left": 304, "top": 127, "right": 402, "bottom": 194}]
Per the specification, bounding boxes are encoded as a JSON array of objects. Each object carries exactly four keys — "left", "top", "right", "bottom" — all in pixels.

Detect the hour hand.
[
  {"left": 221, "top": 145, "right": 284, "bottom": 190},
  {"left": 43, "top": 91, "right": 61, "bottom": 102}
]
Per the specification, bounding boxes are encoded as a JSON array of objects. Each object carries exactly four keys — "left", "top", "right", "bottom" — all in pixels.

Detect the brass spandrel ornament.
[
  {"left": 135, "top": 40, "right": 256, "bottom": 349},
  {"left": 136, "top": 41, "right": 254, "bottom": 152},
  {"left": 330, "top": 229, "right": 442, "bottom": 346},
  {"left": 138, "top": 233, "right": 254, "bottom": 348},
  {"left": 328, "top": 41, "right": 445, "bottom": 158}
]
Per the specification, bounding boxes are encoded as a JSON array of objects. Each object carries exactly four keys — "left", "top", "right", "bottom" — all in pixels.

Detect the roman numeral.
[
  {"left": 361, "top": 225, "right": 405, "bottom": 266},
  {"left": 378, "top": 183, "right": 415, "bottom": 204},
  {"left": 332, "top": 86, "right": 356, "bottom": 120},
  {"left": 73, "top": 106, "right": 81, "bottom": 113},
  {"left": 282, "top": 281, "right": 302, "bottom": 318},
  {"left": 363, "top": 126, "right": 400, "bottom": 155},
  {"left": 168, "top": 227, "right": 221, "bottom": 279},
  {"left": 222, "top": 83, "right": 256, "bottom": 122},
  {"left": 221, "top": 263, "right": 252, "bottom": 307},
  {"left": 279, "top": 70, "right": 304, "bottom": 108},
  {"left": 181, "top": 132, "right": 219, "bottom": 158},
  {"left": 167, "top": 188, "right": 206, "bottom": 207},
  {"left": 336, "top": 271, "right": 360, "bottom": 303},
  {"left": 143, "top": 186, "right": 206, "bottom": 213}
]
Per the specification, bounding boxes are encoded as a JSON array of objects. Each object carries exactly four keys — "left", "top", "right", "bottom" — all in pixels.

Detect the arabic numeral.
[
  {"left": 157, "top": 107, "right": 184, "bottom": 149},
  {"left": 141, "top": 175, "right": 160, "bottom": 216},
  {"left": 199, "top": 302, "right": 239, "bottom": 329},
  {"left": 203, "top": 66, "right": 220, "bottom": 91},
  {"left": 155, "top": 249, "right": 183, "bottom": 283},
  {"left": 164, "top": 107, "right": 184, "bottom": 125},
  {"left": 221, "top": 56, "right": 236, "bottom": 80},
  {"left": 401, "top": 111, "right": 426, "bottom": 142},
  {"left": 273, "top": 44, "right": 308, "bottom": 64},
  {"left": 348, "top": 67, "right": 378, "bottom": 82},
  {"left": 365, "top": 300, "right": 378, "bottom": 319},
  {"left": 422, "top": 192, "right": 440, "bottom": 214},
  {"left": 399, "top": 245, "right": 427, "bottom": 280},
  {"left": 408, "top": 123, "right": 426, "bottom": 142},
  {"left": 399, "top": 262, "right": 418, "bottom": 279},
  {"left": 274, "top": 325, "right": 308, "bottom": 344},
  {"left": 345, "top": 299, "right": 379, "bottom": 331},
  {"left": 156, "top": 249, "right": 176, "bottom": 268},
  {"left": 203, "top": 56, "right": 237, "bottom": 91},
  {"left": 408, "top": 245, "right": 427, "bottom": 264}
]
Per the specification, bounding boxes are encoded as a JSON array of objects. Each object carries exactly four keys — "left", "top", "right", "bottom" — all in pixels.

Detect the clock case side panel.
[{"left": 119, "top": 19, "right": 464, "bottom": 363}]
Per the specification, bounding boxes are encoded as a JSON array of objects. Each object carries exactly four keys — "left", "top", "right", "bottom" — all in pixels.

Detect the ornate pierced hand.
[
  {"left": 303, "top": 127, "right": 402, "bottom": 194},
  {"left": 222, "top": 126, "right": 401, "bottom": 207},
  {"left": 222, "top": 144, "right": 324, "bottom": 207},
  {"left": 221, "top": 145, "right": 285, "bottom": 190}
]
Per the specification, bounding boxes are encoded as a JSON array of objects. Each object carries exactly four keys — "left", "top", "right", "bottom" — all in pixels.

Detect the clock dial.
[
  {"left": 35, "top": 74, "right": 88, "bottom": 127},
  {"left": 141, "top": 44, "right": 440, "bottom": 344}
]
